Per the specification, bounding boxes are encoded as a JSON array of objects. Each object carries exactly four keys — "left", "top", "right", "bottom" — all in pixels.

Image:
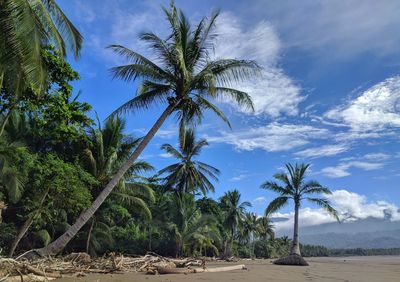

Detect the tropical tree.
[
  {"left": 241, "top": 212, "right": 259, "bottom": 258},
  {"left": 262, "top": 163, "right": 339, "bottom": 256},
  {"left": 257, "top": 216, "right": 275, "bottom": 240},
  {"left": 220, "top": 189, "right": 251, "bottom": 257},
  {"left": 158, "top": 128, "right": 219, "bottom": 196},
  {"left": 37, "top": 1, "right": 260, "bottom": 256},
  {"left": 82, "top": 116, "right": 155, "bottom": 254},
  {"left": 0, "top": 0, "right": 82, "bottom": 94},
  {"left": 166, "top": 193, "right": 219, "bottom": 257}
]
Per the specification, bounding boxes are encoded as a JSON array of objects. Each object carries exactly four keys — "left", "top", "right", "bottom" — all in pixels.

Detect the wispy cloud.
[
  {"left": 325, "top": 76, "right": 400, "bottom": 131},
  {"left": 252, "top": 196, "right": 267, "bottom": 205},
  {"left": 273, "top": 189, "right": 400, "bottom": 231},
  {"left": 206, "top": 122, "right": 329, "bottom": 152},
  {"left": 294, "top": 144, "right": 349, "bottom": 159},
  {"left": 262, "top": 0, "right": 400, "bottom": 58},
  {"left": 213, "top": 12, "right": 304, "bottom": 117},
  {"left": 321, "top": 161, "right": 385, "bottom": 178}
]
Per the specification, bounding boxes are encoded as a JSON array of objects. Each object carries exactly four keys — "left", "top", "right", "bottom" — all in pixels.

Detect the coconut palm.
[
  {"left": 37, "top": 2, "right": 259, "bottom": 256},
  {"left": 257, "top": 216, "right": 275, "bottom": 240},
  {"left": 241, "top": 212, "right": 259, "bottom": 258},
  {"left": 82, "top": 116, "right": 155, "bottom": 253},
  {"left": 166, "top": 193, "right": 219, "bottom": 257},
  {"left": 262, "top": 163, "right": 339, "bottom": 257},
  {"left": 220, "top": 189, "right": 251, "bottom": 257},
  {"left": 0, "top": 0, "right": 82, "bottom": 95},
  {"left": 158, "top": 128, "right": 219, "bottom": 196}
]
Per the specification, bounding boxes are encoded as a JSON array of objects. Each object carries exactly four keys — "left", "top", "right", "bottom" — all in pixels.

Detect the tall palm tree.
[
  {"left": 36, "top": 2, "right": 260, "bottom": 256},
  {"left": 83, "top": 116, "right": 155, "bottom": 254},
  {"left": 158, "top": 128, "right": 219, "bottom": 196},
  {"left": 262, "top": 163, "right": 339, "bottom": 256},
  {"left": 220, "top": 189, "right": 251, "bottom": 257},
  {"left": 0, "top": 0, "right": 82, "bottom": 94}
]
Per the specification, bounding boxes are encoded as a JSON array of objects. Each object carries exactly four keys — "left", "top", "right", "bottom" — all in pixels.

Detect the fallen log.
[{"left": 157, "top": 264, "right": 247, "bottom": 274}]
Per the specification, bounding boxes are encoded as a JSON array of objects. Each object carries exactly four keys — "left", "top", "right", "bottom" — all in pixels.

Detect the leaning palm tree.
[
  {"left": 82, "top": 116, "right": 155, "bottom": 253},
  {"left": 36, "top": 2, "right": 260, "bottom": 256},
  {"left": 262, "top": 163, "right": 339, "bottom": 264},
  {"left": 0, "top": 0, "right": 82, "bottom": 93},
  {"left": 158, "top": 128, "right": 219, "bottom": 196},
  {"left": 220, "top": 189, "right": 251, "bottom": 257}
]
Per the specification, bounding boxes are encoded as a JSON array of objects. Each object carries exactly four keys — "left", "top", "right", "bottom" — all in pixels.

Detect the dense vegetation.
[{"left": 1, "top": 1, "right": 390, "bottom": 261}]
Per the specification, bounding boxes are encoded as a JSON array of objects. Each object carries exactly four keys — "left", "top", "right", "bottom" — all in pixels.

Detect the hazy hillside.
[{"left": 276, "top": 217, "right": 400, "bottom": 249}]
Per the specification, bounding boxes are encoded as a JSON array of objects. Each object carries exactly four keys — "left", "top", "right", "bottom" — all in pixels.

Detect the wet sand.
[{"left": 57, "top": 256, "right": 400, "bottom": 282}]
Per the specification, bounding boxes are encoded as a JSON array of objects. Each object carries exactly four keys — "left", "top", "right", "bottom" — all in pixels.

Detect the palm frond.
[
  {"left": 265, "top": 196, "right": 289, "bottom": 216},
  {"left": 307, "top": 197, "right": 340, "bottom": 222}
]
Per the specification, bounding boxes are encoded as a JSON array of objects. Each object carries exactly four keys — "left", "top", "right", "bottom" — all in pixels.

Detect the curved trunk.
[
  {"left": 35, "top": 105, "right": 176, "bottom": 256},
  {"left": 85, "top": 217, "right": 95, "bottom": 254},
  {"left": 8, "top": 216, "right": 34, "bottom": 257},
  {"left": 290, "top": 201, "right": 301, "bottom": 256},
  {"left": 9, "top": 188, "right": 49, "bottom": 256}
]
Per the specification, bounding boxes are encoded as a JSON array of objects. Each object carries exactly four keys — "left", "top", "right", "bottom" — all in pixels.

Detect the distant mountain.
[
  {"left": 276, "top": 217, "right": 400, "bottom": 249},
  {"left": 300, "top": 230, "right": 400, "bottom": 249}
]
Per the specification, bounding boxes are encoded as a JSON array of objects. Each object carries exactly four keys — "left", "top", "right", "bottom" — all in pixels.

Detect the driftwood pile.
[{"left": 0, "top": 252, "right": 246, "bottom": 281}]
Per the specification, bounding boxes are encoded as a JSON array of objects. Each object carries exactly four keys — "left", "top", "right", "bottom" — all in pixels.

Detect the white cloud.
[
  {"left": 252, "top": 197, "right": 267, "bottom": 205},
  {"left": 206, "top": 122, "right": 329, "bottom": 152},
  {"left": 230, "top": 174, "right": 249, "bottom": 182},
  {"left": 325, "top": 76, "right": 400, "bottom": 131},
  {"left": 294, "top": 144, "right": 349, "bottom": 158},
  {"left": 213, "top": 12, "right": 304, "bottom": 117},
  {"left": 363, "top": 153, "right": 390, "bottom": 161},
  {"left": 264, "top": 0, "right": 400, "bottom": 57},
  {"left": 321, "top": 161, "right": 384, "bottom": 178},
  {"left": 273, "top": 190, "right": 400, "bottom": 231},
  {"left": 159, "top": 153, "right": 172, "bottom": 158},
  {"left": 327, "top": 190, "right": 400, "bottom": 221}
]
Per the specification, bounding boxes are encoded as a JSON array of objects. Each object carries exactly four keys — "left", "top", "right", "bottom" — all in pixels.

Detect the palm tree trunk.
[
  {"left": 85, "top": 217, "right": 95, "bottom": 254},
  {"left": 0, "top": 109, "right": 12, "bottom": 137},
  {"left": 8, "top": 216, "right": 34, "bottom": 257},
  {"left": 35, "top": 105, "right": 176, "bottom": 256},
  {"left": 9, "top": 188, "right": 50, "bottom": 256},
  {"left": 290, "top": 201, "right": 301, "bottom": 256}
]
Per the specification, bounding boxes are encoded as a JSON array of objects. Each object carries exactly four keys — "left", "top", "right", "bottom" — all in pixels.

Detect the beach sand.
[{"left": 57, "top": 256, "right": 400, "bottom": 282}]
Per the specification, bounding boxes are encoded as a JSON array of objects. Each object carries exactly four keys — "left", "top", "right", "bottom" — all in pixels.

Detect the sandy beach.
[{"left": 56, "top": 256, "right": 400, "bottom": 282}]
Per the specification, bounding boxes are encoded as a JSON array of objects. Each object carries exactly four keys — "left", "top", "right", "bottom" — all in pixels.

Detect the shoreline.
[{"left": 56, "top": 255, "right": 400, "bottom": 282}]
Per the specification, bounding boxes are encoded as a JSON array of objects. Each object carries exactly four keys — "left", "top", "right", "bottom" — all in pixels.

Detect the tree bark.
[
  {"left": 85, "top": 217, "right": 95, "bottom": 254},
  {"left": 290, "top": 201, "right": 301, "bottom": 256},
  {"left": 8, "top": 216, "right": 34, "bottom": 257},
  {"left": 9, "top": 188, "right": 50, "bottom": 256},
  {"left": 35, "top": 105, "right": 176, "bottom": 256}
]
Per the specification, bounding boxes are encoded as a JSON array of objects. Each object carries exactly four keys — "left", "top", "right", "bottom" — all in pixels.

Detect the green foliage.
[
  {"left": 0, "top": 0, "right": 82, "bottom": 95},
  {"left": 108, "top": 1, "right": 259, "bottom": 128},
  {"left": 158, "top": 128, "right": 220, "bottom": 195}
]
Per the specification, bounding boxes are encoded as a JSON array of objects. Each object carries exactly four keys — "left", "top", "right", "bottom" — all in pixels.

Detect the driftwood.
[
  {"left": 157, "top": 264, "right": 247, "bottom": 274},
  {"left": 0, "top": 252, "right": 246, "bottom": 281}
]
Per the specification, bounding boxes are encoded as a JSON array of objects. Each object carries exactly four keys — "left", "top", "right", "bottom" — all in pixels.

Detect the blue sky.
[{"left": 59, "top": 0, "right": 400, "bottom": 230}]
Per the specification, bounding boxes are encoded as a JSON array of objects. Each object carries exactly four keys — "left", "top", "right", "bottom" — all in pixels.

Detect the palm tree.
[
  {"left": 158, "top": 128, "right": 219, "bottom": 196},
  {"left": 0, "top": 0, "right": 82, "bottom": 94},
  {"left": 36, "top": 2, "right": 260, "bottom": 256},
  {"left": 262, "top": 163, "right": 339, "bottom": 257},
  {"left": 166, "top": 193, "right": 219, "bottom": 257},
  {"left": 82, "top": 116, "right": 155, "bottom": 254},
  {"left": 220, "top": 189, "right": 251, "bottom": 257},
  {"left": 257, "top": 216, "right": 275, "bottom": 240},
  {"left": 241, "top": 212, "right": 259, "bottom": 258}
]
